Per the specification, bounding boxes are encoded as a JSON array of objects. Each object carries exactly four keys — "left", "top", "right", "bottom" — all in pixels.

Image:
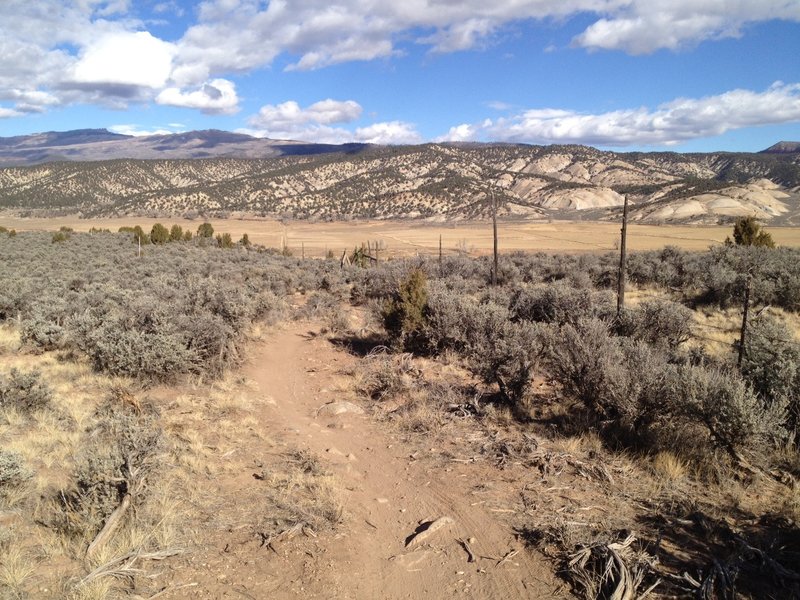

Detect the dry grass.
[
  {"left": 5, "top": 215, "right": 800, "bottom": 257},
  {"left": 0, "top": 326, "right": 206, "bottom": 597},
  {"left": 258, "top": 449, "right": 344, "bottom": 543},
  {"left": 650, "top": 451, "right": 688, "bottom": 482},
  {"left": 0, "top": 545, "right": 37, "bottom": 599}
]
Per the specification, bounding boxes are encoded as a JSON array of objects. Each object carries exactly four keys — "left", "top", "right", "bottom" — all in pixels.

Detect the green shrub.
[
  {"left": 169, "top": 224, "right": 184, "bottom": 242},
  {"left": 183, "top": 229, "right": 193, "bottom": 241},
  {"left": 217, "top": 232, "right": 234, "bottom": 248},
  {"left": 728, "top": 216, "right": 775, "bottom": 248},
  {"left": 197, "top": 222, "right": 214, "bottom": 238},
  {"left": 51, "top": 231, "right": 69, "bottom": 243},
  {"left": 382, "top": 268, "right": 428, "bottom": 351},
  {"left": 240, "top": 233, "right": 251, "bottom": 247},
  {"left": 0, "top": 368, "right": 52, "bottom": 413},
  {"left": 150, "top": 223, "right": 170, "bottom": 244}
]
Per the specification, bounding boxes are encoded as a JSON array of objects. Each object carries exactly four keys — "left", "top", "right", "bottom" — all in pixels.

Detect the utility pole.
[
  {"left": 491, "top": 187, "right": 498, "bottom": 286},
  {"left": 616, "top": 194, "right": 629, "bottom": 318}
]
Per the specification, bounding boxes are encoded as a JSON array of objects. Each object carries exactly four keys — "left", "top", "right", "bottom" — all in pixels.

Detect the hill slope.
[{"left": 1, "top": 137, "right": 799, "bottom": 224}]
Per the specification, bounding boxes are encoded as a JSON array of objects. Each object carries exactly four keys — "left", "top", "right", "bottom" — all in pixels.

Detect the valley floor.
[{"left": 3, "top": 214, "right": 800, "bottom": 256}]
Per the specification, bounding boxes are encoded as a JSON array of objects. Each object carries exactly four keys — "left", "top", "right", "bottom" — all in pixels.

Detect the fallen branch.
[{"left": 86, "top": 493, "right": 132, "bottom": 560}]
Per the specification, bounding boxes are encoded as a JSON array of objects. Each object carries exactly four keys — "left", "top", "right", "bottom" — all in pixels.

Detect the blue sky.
[{"left": 1, "top": 1, "right": 800, "bottom": 151}]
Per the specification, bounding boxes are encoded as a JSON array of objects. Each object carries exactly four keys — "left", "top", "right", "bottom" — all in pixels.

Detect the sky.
[{"left": 1, "top": 1, "right": 800, "bottom": 152}]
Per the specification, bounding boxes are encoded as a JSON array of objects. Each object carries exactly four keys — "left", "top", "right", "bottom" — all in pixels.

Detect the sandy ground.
[
  {"left": 155, "top": 320, "right": 567, "bottom": 599},
  {"left": 3, "top": 215, "right": 800, "bottom": 256}
]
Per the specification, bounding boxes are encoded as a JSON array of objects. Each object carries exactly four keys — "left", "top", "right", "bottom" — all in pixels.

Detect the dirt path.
[{"left": 158, "top": 322, "right": 566, "bottom": 598}]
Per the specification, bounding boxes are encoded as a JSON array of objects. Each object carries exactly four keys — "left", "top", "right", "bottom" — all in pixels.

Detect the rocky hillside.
[{"left": 1, "top": 136, "right": 799, "bottom": 224}]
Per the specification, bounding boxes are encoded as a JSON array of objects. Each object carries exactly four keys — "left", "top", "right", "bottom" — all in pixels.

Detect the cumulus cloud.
[
  {"left": 245, "top": 98, "right": 420, "bottom": 144},
  {"left": 2, "top": 0, "right": 799, "bottom": 120},
  {"left": 250, "top": 99, "right": 363, "bottom": 130},
  {"left": 108, "top": 124, "right": 180, "bottom": 136},
  {"left": 69, "top": 31, "right": 175, "bottom": 90},
  {"left": 169, "top": 0, "right": 800, "bottom": 81},
  {"left": 156, "top": 79, "right": 239, "bottom": 114},
  {"left": 353, "top": 121, "right": 422, "bottom": 144},
  {"left": 447, "top": 82, "right": 800, "bottom": 146},
  {"left": 436, "top": 123, "right": 480, "bottom": 142},
  {"left": 0, "top": 106, "right": 23, "bottom": 118},
  {"left": 574, "top": 1, "right": 800, "bottom": 54}
]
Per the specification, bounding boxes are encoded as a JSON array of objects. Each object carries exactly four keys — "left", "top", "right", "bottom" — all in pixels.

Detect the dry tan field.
[{"left": 3, "top": 214, "right": 800, "bottom": 256}]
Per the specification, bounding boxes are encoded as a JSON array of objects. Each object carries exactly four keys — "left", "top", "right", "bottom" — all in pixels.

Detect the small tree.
[
  {"left": 183, "top": 229, "right": 193, "bottom": 242},
  {"left": 132, "top": 225, "right": 149, "bottom": 245},
  {"left": 240, "top": 233, "right": 251, "bottom": 247},
  {"left": 216, "top": 233, "right": 234, "bottom": 248},
  {"left": 382, "top": 268, "right": 428, "bottom": 351},
  {"left": 150, "top": 223, "right": 170, "bottom": 245},
  {"left": 169, "top": 224, "right": 184, "bottom": 242},
  {"left": 197, "top": 222, "right": 214, "bottom": 238},
  {"left": 727, "top": 216, "right": 775, "bottom": 248}
]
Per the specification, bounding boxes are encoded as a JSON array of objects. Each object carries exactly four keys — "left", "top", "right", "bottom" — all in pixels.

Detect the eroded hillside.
[{"left": 1, "top": 143, "right": 799, "bottom": 223}]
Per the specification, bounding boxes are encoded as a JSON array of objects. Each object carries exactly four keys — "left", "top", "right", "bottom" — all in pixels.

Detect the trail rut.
[{"left": 159, "top": 322, "right": 567, "bottom": 598}]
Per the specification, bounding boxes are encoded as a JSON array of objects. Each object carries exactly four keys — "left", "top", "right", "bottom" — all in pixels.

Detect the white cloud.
[
  {"left": 436, "top": 124, "right": 479, "bottom": 142},
  {"left": 156, "top": 79, "right": 239, "bottom": 114},
  {"left": 353, "top": 121, "right": 422, "bottom": 145},
  {"left": 245, "top": 98, "right": 420, "bottom": 144},
  {"left": 108, "top": 124, "right": 180, "bottom": 136},
  {"left": 70, "top": 31, "right": 176, "bottom": 89},
  {"left": 169, "top": 0, "right": 800, "bottom": 82},
  {"left": 0, "top": 106, "right": 23, "bottom": 118},
  {"left": 249, "top": 99, "right": 363, "bottom": 131},
  {"left": 454, "top": 82, "right": 800, "bottom": 146},
  {"left": 574, "top": 1, "right": 800, "bottom": 54},
  {"left": 1, "top": 0, "right": 799, "bottom": 121}
]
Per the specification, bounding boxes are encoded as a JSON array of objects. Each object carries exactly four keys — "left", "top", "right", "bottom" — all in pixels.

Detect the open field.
[{"left": 3, "top": 214, "right": 800, "bottom": 256}]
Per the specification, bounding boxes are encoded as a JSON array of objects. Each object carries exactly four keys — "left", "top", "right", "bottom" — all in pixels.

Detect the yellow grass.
[
  {"left": 651, "top": 451, "right": 688, "bottom": 482},
  {"left": 3, "top": 215, "right": 800, "bottom": 256}
]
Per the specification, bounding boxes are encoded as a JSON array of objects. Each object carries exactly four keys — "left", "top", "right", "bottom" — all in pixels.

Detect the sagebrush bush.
[
  {"left": 20, "top": 316, "right": 64, "bottom": 351},
  {"left": 0, "top": 368, "right": 52, "bottom": 413},
  {"left": 57, "top": 399, "right": 163, "bottom": 537},
  {"left": 509, "top": 283, "right": 601, "bottom": 326},
  {"left": 614, "top": 299, "right": 693, "bottom": 351},
  {"left": 668, "top": 365, "right": 787, "bottom": 455},
  {"left": 0, "top": 450, "right": 32, "bottom": 488},
  {"left": 739, "top": 315, "right": 800, "bottom": 426}
]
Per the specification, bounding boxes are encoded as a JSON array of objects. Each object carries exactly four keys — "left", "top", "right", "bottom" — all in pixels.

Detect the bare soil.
[{"left": 153, "top": 321, "right": 568, "bottom": 599}]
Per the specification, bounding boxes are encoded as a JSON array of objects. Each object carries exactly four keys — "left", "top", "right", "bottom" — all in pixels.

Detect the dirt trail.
[{"left": 160, "top": 322, "right": 566, "bottom": 598}]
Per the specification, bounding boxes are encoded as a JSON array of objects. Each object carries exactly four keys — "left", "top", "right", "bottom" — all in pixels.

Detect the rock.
[
  {"left": 405, "top": 516, "right": 455, "bottom": 548},
  {"left": 317, "top": 401, "right": 364, "bottom": 416}
]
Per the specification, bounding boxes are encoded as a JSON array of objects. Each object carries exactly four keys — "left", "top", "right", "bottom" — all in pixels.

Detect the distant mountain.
[
  {"left": 1, "top": 139, "right": 799, "bottom": 224},
  {"left": 761, "top": 141, "right": 800, "bottom": 154},
  {"left": 0, "top": 128, "right": 370, "bottom": 167}
]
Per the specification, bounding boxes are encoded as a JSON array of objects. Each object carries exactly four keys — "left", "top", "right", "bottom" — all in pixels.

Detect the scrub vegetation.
[{"left": 1, "top": 227, "right": 799, "bottom": 598}]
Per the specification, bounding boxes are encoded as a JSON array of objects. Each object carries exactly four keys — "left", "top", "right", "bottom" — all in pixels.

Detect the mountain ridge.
[{"left": 1, "top": 136, "right": 799, "bottom": 225}]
